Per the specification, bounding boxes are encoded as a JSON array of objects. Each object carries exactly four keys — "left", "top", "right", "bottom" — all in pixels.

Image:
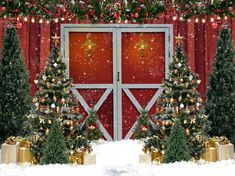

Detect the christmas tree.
[
  {"left": 82, "top": 109, "right": 102, "bottom": 141},
  {"left": 163, "top": 119, "right": 191, "bottom": 163},
  {"left": 29, "top": 34, "right": 89, "bottom": 162},
  {"left": 40, "top": 118, "right": 68, "bottom": 165},
  {"left": 133, "top": 110, "right": 152, "bottom": 139},
  {"left": 0, "top": 24, "right": 31, "bottom": 143},
  {"left": 145, "top": 35, "right": 210, "bottom": 159},
  {"left": 206, "top": 25, "right": 235, "bottom": 145}
]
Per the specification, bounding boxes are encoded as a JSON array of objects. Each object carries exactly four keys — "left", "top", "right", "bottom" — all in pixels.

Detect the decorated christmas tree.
[
  {"left": 133, "top": 110, "right": 152, "bottom": 139},
  {"left": 0, "top": 24, "right": 31, "bottom": 143},
  {"left": 82, "top": 109, "right": 102, "bottom": 141},
  {"left": 29, "top": 34, "right": 89, "bottom": 162},
  {"left": 145, "top": 35, "right": 210, "bottom": 159},
  {"left": 163, "top": 119, "right": 191, "bottom": 163},
  {"left": 206, "top": 25, "right": 235, "bottom": 145},
  {"left": 40, "top": 118, "right": 68, "bottom": 165}
]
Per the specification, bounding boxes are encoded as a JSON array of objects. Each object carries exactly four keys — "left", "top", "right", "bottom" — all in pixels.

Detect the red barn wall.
[{"left": 0, "top": 17, "right": 235, "bottom": 97}]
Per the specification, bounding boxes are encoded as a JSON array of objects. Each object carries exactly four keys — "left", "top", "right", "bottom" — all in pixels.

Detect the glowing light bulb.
[
  {"left": 210, "top": 17, "right": 214, "bottom": 22},
  {"left": 31, "top": 18, "right": 35, "bottom": 23},
  {"left": 202, "top": 18, "right": 206, "bottom": 23},
  {"left": 23, "top": 17, "right": 28, "bottom": 22},
  {"left": 39, "top": 19, "right": 43, "bottom": 24},
  {"left": 195, "top": 18, "right": 199, "bottom": 23}
]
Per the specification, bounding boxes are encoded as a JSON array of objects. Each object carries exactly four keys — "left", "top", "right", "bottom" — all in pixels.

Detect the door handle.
[{"left": 117, "top": 72, "right": 120, "bottom": 82}]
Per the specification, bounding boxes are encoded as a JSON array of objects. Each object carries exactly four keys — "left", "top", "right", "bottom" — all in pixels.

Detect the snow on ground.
[{"left": 0, "top": 140, "right": 235, "bottom": 176}]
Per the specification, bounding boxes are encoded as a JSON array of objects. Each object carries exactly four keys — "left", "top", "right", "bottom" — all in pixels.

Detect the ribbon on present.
[
  {"left": 217, "top": 136, "right": 230, "bottom": 145},
  {"left": 69, "top": 150, "right": 84, "bottom": 164},
  {"left": 5, "top": 136, "right": 17, "bottom": 145},
  {"left": 151, "top": 150, "right": 163, "bottom": 162},
  {"left": 204, "top": 138, "right": 217, "bottom": 148}
]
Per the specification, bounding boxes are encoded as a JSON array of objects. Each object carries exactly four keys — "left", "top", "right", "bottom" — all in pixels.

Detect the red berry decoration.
[
  {"left": 16, "top": 22, "right": 23, "bottom": 29},
  {"left": 1, "top": 6, "right": 6, "bottom": 11},
  {"left": 212, "top": 22, "right": 218, "bottom": 29}
]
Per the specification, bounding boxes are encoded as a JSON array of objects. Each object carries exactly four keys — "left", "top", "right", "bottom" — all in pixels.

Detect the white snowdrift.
[{"left": 0, "top": 140, "right": 234, "bottom": 176}]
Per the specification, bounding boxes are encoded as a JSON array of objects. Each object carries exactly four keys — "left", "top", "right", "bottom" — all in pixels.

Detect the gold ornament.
[
  {"left": 170, "top": 98, "right": 174, "bottom": 103},
  {"left": 81, "top": 33, "right": 96, "bottom": 58},
  {"left": 61, "top": 98, "right": 65, "bottom": 104},
  {"left": 40, "top": 98, "right": 45, "bottom": 103},
  {"left": 183, "top": 120, "right": 187, "bottom": 124},
  {"left": 48, "top": 120, "right": 52, "bottom": 124},
  {"left": 180, "top": 78, "right": 184, "bottom": 82},
  {"left": 141, "top": 127, "right": 148, "bottom": 132},
  {"left": 197, "top": 80, "right": 201, "bottom": 84},
  {"left": 45, "top": 129, "right": 50, "bottom": 134},
  {"left": 51, "top": 33, "right": 60, "bottom": 47},
  {"left": 185, "top": 129, "right": 190, "bottom": 135},
  {"left": 53, "top": 96, "right": 57, "bottom": 102},
  {"left": 184, "top": 82, "right": 189, "bottom": 88},
  {"left": 178, "top": 96, "right": 182, "bottom": 102},
  {"left": 34, "top": 80, "right": 38, "bottom": 84},
  {"left": 190, "top": 98, "right": 195, "bottom": 103},
  {"left": 175, "top": 33, "right": 184, "bottom": 45},
  {"left": 32, "top": 98, "right": 37, "bottom": 103},
  {"left": 135, "top": 33, "right": 150, "bottom": 58}
]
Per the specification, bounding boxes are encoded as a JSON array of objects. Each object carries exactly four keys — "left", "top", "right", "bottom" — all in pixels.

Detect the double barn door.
[{"left": 61, "top": 24, "right": 172, "bottom": 141}]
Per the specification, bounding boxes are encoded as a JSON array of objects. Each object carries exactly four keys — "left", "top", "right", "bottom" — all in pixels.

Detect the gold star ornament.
[
  {"left": 51, "top": 33, "right": 60, "bottom": 47},
  {"left": 175, "top": 33, "right": 184, "bottom": 45}
]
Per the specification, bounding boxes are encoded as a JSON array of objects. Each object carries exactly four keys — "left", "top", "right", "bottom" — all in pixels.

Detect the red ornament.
[
  {"left": 130, "top": 12, "right": 134, "bottom": 18},
  {"left": 229, "top": 6, "right": 233, "bottom": 11},
  {"left": 113, "top": 13, "right": 118, "bottom": 19},
  {"left": 145, "top": 12, "right": 148, "bottom": 17},
  {"left": 212, "top": 22, "right": 218, "bottom": 29},
  {"left": 16, "top": 22, "right": 23, "bottom": 29},
  {"left": 135, "top": 12, "right": 139, "bottom": 18},
  {"left": 100, "top": 13, "right": 104, "bottom": 18},
  {"left": 1, "top": 6, "right": 6, "bottom": 11}
]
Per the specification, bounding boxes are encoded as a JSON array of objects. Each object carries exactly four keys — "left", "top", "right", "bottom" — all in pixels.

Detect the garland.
[{"left": 0, "top": 0, "right": 234, "bottom": 23}]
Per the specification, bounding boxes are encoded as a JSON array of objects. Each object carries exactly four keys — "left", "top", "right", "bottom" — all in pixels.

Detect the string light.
[
  {"left": 46, "top": 20, "right": 50, "bottom": 24},
  {"left": 172, "top": 16, "right": 177, "bottom": 21},
  {"left": 202, "top": 18, "right": 206, "bottom": 23},
  {"left": 55, "top": 18, "right": 59, "bottom": 23},
  {"left": 39, "top": 19, "right": 43, "bottom": 24},
  {"left": 31, "top": 18, "right": 35, "bottom": 23},
  {"left": 210, "top": 17, "right": 214, "bottom": 22},
  {"left": 23, "top": 17, "right": 28, "bottom": 22},
  {"left": 61, "top": 17, "right": 65, "bottom": 21},
  {"left": 195, "top": 18, "right": 199, "bottom": 23}
]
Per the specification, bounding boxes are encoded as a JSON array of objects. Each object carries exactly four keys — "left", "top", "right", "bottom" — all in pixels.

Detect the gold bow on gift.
[
  {"left": 204, "top": 138, "right": 217, "bottom": 148},
  {"left": 69, "top": 150, "right": 84, "bottom": 164},
  {"left": 5, "top": 136, "right": 17, "bottom": 145},
  {"left": 217, "top": 136, "right": 230, "bottom": 145}
]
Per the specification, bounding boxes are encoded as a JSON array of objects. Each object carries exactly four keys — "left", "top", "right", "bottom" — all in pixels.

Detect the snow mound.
[{"left": 0, "top": 140, "right": 234, "bottom": 176}]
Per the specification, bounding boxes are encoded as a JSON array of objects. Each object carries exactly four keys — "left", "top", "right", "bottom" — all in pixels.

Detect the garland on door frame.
[{"left": 0, "top": 0, "right": 234, "bottom": 24}]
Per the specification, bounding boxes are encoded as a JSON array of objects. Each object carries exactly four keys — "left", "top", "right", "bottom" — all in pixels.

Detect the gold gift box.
[
  {"left": 202, "top": 147, "right": 217, "bottom": 162},
  {"left": 69, "top": 151, "right": 84, "bottom": 164},
  {"left": 18, "top": 147, "right": 33, "bottom": 163}
]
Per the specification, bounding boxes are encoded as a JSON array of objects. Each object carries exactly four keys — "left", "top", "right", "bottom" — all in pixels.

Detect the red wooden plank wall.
[{"left": 0, "top": 18, "right": 235, "bottom": 97}]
